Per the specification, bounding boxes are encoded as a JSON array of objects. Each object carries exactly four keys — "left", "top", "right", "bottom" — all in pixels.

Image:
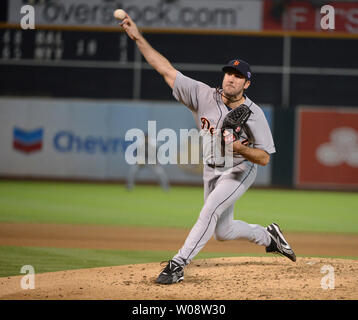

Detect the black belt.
[
  {"left": 207, "top": 163, "right": 225, "bottom": 169},
  {"left": 207, "top": 160, "right": 248, "bottom": 169}
]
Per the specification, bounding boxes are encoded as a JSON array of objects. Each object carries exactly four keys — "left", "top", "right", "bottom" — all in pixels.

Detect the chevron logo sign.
[{"left": 13, "top": 128, "right": 43, "bottom": 154}]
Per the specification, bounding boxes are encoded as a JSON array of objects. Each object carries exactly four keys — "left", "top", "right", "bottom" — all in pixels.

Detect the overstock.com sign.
[{"left": 11, "top": 0, "right": 262, "bottom": 30}]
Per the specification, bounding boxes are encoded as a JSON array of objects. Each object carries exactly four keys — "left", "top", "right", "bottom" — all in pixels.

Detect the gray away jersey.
[{"left": 172, "top": 71, "right": 276, "bottom": 173}]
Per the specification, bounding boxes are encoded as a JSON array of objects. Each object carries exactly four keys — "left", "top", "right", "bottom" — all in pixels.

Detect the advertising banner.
[
  {"left": 8, "top": 0, "right": 262, "bottom": 31},
  {"left": 263, "top": 0, "right": 358, "bottom": 34},
  {"left": 0, "top": 98, "right": 274, "bottom": 186},
  {"left": 296, "top": 107, "right": 358, "bottom": 189}
]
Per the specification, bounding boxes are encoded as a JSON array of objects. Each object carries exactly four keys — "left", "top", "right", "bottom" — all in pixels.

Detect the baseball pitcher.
[{"left": 120, "top": 13, "right": 296, "bottom": 285}]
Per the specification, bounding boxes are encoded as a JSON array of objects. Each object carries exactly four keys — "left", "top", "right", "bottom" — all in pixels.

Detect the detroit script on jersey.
[{"left": 172, "top": 71, "right": 275, "bottom": 170}]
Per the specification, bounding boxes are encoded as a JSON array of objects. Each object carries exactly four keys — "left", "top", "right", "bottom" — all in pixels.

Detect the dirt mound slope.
[{"left": 1, "top": 257, "right": 357, "bottom": 300}]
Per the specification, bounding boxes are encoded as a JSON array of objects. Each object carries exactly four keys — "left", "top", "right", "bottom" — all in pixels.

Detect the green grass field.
[
  {"left": 1, "top": 181, "right": 357, "bottom": 232},
  {"left": 0, "top": 180, "right": 357, "bottom": 277}
]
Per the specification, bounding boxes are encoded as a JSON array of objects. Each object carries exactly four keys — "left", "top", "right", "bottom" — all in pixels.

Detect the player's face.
[{"left": 222, "top": 71, "right": 250, "bottom": 98}]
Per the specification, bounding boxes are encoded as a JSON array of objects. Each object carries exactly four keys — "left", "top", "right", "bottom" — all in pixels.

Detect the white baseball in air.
[{"left": 114, "top": 9, "right": 126, "bottom": 20}]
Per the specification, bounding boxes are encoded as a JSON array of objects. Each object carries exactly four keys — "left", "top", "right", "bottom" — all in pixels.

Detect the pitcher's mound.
[{"left": 1, "top": 257, "right": 357, "bottom": 300}]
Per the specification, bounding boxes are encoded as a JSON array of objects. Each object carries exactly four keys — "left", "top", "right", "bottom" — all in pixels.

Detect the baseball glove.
[{"left": 221, "top": 104, "right": 252, "bottom": 144}]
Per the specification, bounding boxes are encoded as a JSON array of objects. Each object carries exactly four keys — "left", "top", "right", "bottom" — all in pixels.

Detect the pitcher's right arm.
[{"left": 120, "top": 13, "right": 177, "bottom": 89}]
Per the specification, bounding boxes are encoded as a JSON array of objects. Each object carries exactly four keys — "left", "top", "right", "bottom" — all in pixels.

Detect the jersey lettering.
[{"left": 201, "top": 117, "right": 215, "bottom": 135}]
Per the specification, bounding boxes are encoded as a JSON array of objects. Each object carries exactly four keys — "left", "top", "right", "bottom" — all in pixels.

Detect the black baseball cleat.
[
  {"left": 266, "top": 223, "right": 296, "bottom": 262},
  {"left": 155, "top": 260, "right": 184, "bottom": 284}
]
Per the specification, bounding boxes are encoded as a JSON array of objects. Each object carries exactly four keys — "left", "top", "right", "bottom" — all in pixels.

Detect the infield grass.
[
  {"left": 0, "top": 180, "right": 357, "bottom": 234},
  {"left": 0, "top": 246, "right": 243, "bottom": 277}
]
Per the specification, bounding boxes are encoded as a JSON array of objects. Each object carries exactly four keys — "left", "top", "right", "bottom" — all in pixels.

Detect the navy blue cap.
[{"left": 222, "top": 59, "right": 252, "bottom": 80}]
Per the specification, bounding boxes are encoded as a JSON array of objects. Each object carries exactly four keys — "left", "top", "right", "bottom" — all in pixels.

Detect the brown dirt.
[
  {"left": 0, "top": 223, "right": 357, "bottom": 300},
  {"left": 1, "top": 257, "right": 358, "bottom": 300},
  {"left": 1, "top": 223, "right": 358, "bottom": 256}
]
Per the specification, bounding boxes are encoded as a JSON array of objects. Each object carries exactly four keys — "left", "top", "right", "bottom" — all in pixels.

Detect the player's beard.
[{"left": 222, "top": 86, "right": 244, "bottom": 102}]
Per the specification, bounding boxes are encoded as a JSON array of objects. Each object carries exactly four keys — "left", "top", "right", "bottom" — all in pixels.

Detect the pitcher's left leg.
[
  {"left": 172, "top": 165, "right": 257, "bottom": 266},
  {"left": 214, "top": 206, "right": 271, "bottom": 246}
]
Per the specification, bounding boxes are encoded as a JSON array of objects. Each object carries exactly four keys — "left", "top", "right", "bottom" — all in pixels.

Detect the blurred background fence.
[{"left": 1, "top": 0, "right": 358, "bottom": 190}]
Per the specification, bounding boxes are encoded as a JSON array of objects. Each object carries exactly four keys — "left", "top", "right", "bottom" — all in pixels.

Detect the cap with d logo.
[{"left": 222, "top": 59, "right": 252, "bottom": 80}]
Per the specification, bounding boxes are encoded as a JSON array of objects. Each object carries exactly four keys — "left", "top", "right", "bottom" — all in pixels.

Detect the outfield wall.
[
  {"left": 0, "top": 97, "right": 274, "bottom": 186},
  {"left": 294, "top": 106, "right": 358, "bottom": 189}
]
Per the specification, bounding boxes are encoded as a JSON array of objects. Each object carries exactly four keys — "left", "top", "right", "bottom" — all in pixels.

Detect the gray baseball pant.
[{"left": 173, "top": 163, "right": 271, "bottom": 266}]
